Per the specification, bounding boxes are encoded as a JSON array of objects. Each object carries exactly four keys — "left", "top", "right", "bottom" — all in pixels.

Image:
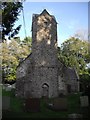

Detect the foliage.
[
  {"left": 58, "top": 37, "right": 90, "bottom": 92},
  {"left": 79, "top": 68, "right": 90, "bottom": 92},
  {"left": 1, "top": 38, "right": 31, "bottom": 83},
  {"left": 58, "top": 37, "right": 89, "bottom": 74},
  {"left": 1, "top": 2, "right": 23, "bottom": 40},
  {"left": 22, "top": 36, "right": 32, "bottom": 48}
]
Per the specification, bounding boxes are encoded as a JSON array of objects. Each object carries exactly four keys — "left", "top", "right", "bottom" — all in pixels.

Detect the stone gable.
[{"left": 16, "top": 9, "right": 79, "bottom": 98}]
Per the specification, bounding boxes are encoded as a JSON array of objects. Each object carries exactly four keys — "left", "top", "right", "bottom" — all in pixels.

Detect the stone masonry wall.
[
  {"left": 26, "top": 67, "right": 58, "bottom": 98},
  {"left": 32, "top": 11, "right": 58, "bottom": 67},
  {"left": 27, "top": 10, "right": 59, "bottom": 98},
  {"left": 16, "top": 10, "right": 79, "bottom": 98}
]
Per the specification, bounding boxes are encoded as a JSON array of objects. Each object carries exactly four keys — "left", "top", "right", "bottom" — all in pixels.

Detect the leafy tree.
[
  {"left": 1, "top": 2, "right": 23, "bottom": 40},
  {"left": 79, "top": 73, "right": 90, "bottom": 92},
  {"left": 85, "top": 42, "right": 90, "bottom": 63},
  {"left": 58, "top": 37, "right": 89, "bottom": 74},
  {"left": 22, "top": 36, "right": 32, "bottom": 48},
  {"left": 1, "top": 38, "right": 31, "bottom": 83},
  {"left": 58, "top": 37, "right": 90, "bottom": 92}
]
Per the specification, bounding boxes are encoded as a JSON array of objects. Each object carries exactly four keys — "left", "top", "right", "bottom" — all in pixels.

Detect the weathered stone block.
[
  {"left": 2, "top": 96, "right": 10, "bottom": 110},
  {"left": 47, "top": 98, "right": 68, "bottom": 111},
  {"left": 80, "top": 96, "right": 89, "bottom": 107},
  {"left": 68, "top": 113, "right": 83, "bottom": 120},
  {"left": 24, "top": 98, "right": 40, "bottom": 112},
  {"left": 53, "top": 98, "right": 68, "bottom": 110}
]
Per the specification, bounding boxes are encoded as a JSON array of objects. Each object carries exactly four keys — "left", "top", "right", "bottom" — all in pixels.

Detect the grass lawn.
[{"left": 2, "top": 89, "right": 90, "bottom": 119}]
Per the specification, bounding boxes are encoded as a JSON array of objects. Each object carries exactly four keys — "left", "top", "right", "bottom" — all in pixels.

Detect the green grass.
[
  {"left": 2, "top": 88, "right": 15, "bottom": 97},
  {"left": 67, "top": 93, "right": 81, "bottom": 113},
  {"left": 3, "top": 97, "right": 68, "bottom": 118},
  {"left": 2, "top": 90, "right": 90, "bottom": 119}
]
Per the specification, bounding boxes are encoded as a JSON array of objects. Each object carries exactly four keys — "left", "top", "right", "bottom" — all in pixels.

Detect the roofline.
[
  {"left": 32, "top": 9, "right": 57, "bottom": 24},
  {"left": 17, "top": 53, "right": 32, "bottom": 68}
]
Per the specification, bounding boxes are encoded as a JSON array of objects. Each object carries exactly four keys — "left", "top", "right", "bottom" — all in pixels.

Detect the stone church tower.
[
  {"left": 30, "top": 9, "right": 59, "bottom": 98},
  {"left": 15, "top": 9, "right": 79, "bottom": 98},
  {"left": 16, "top": 9, "right": 59, "bottom": 98}
]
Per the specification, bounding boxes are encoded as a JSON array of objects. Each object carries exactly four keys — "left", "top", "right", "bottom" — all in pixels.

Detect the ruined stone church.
[{"left": 16, "top": 9, "right": 79, "bottom": 98}]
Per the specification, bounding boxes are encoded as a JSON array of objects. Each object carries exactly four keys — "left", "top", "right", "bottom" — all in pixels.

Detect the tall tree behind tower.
[{"left": 1, "top": 2, "right": 23, "bottom": 41}]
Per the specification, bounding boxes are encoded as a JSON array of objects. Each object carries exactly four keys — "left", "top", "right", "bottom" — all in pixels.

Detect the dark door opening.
[
  {"left": 67, "top": 84, "right": 71, "bottom": 93},
  {"left": 42, "top": 83, "right": 49, "bottom": 98}
]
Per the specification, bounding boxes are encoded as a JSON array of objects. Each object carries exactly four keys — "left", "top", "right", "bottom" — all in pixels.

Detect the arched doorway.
[
  {"left": 67, "top": 84, "right": 71, "bottom": 93},
  {"left": 42, "top": 83, "right": 49, "bottom": 98}
]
